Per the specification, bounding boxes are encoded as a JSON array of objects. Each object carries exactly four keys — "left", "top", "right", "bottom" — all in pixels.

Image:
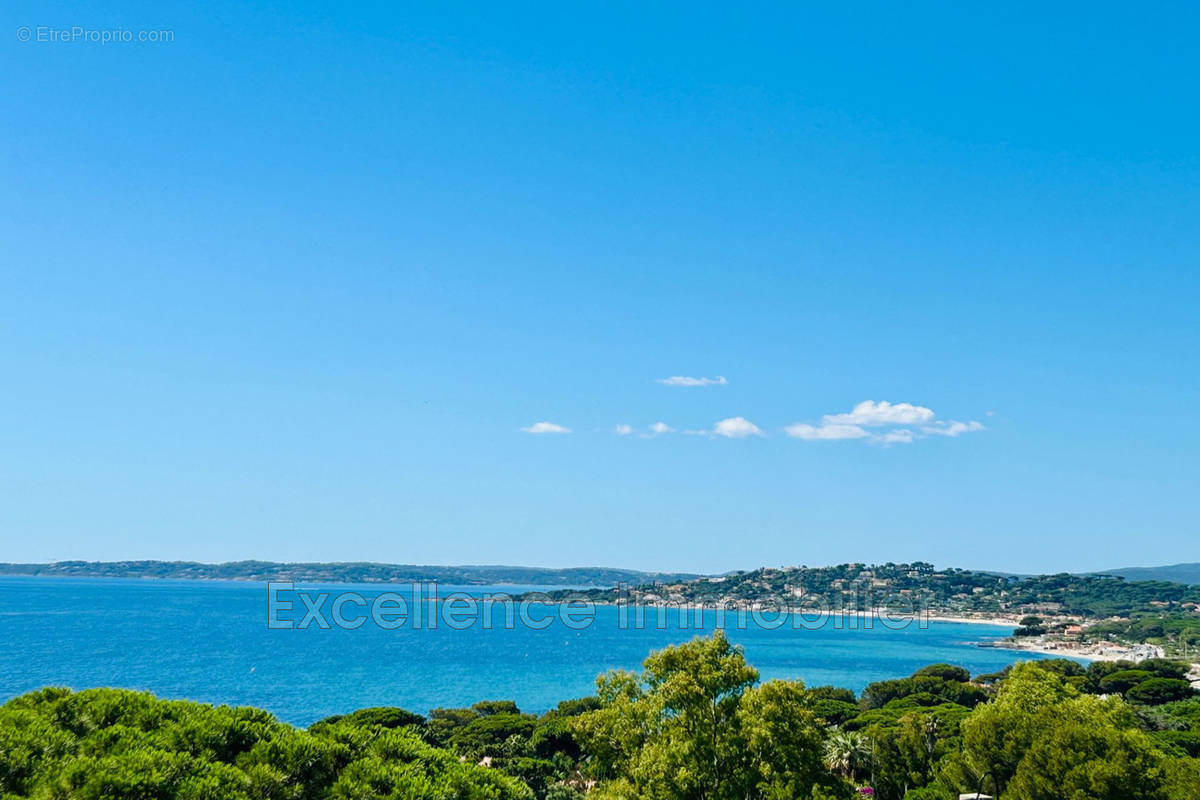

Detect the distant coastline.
[
  {"left": 0, "top": 560, "right": 704, "bottom": 587},
  {"left": 8, "top": 559, "right": 1200, "bottom": 668}
]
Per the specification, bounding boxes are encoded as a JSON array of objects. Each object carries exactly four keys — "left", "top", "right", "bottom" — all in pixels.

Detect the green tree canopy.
[
  {"left": 0, "top": 687, "right": 532, "bottom": 800},
  {"left": 570, "top": 632, "right": 837, "bottom": 800}
]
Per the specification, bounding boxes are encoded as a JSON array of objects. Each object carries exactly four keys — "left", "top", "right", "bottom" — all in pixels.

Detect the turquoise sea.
[{"left": 0, "top": 576, "right": 1062, "bottom": 726}]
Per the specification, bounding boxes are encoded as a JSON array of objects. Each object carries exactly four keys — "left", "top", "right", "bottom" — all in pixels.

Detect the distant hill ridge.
[
  {"left": 0, "top": 560, "right": 704, "bottom": 587},
  {"left": 5, "top": 559, "right": 1199, "bottom": 588},
  {"left": 1095, "top": 563, "right": 1200, "bottom": 585}
]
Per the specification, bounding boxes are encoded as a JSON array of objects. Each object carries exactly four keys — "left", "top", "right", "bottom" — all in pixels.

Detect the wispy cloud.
[
  {"left": 876, "top": 429, "right": 916, "bottom": 445},
  {"left": 657, "top": 375, "right": 728, "bottom": 387},
  {"left": 615, "top": 422, "right": 675, "bottom": 438},
  {"left": 712, "top": 416, "right": 763, "bottom": 438},
  {"left": 522, "top": 421, "right": 571, "bottom": 434},
  {"left": 786, "top": 401, "right": 984, "bottom": 445},
  {"left": 922, "top": 420, "right": 985, "bottom": 437},
  {"left": 784, "top": 422, "right": 869, "bottom": 441}
]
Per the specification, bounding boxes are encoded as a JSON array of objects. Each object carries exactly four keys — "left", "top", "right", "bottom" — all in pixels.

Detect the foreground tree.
[
  {"left": 823, "top": 730, "right": 872, "bottom": 783},
  {"left": 954, "top": 661, "right": 1078, "bottom": 794},
  {"left": 1005, "top": 696, "right": 1168, "bottom": 800},
  {"left": 738, "top": 679, "right": 832, "bottom": 798},
  {"left": 951, "top": 663, "right": 1172, "bottom": 800},
  {"left": 570, "top": 632, "right": 840, "bottom": 800}
]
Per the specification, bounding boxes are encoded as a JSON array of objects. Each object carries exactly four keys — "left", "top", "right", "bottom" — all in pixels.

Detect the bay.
[{"left": 0, "top": 576, "right": 1059, "bottom": 726}]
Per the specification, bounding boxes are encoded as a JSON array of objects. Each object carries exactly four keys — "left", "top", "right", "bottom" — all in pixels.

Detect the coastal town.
[{"left": 535, "top": 562, "right": 1200, "bottom": 683}]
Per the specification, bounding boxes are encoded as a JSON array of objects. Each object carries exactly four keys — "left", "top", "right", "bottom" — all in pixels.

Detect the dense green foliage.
[
  {"left": 2, "top": 635, "right": 1198, "bottom": 799},
  {"left": 568, "top": 634, "right": 838, "bottom": 799},
  {"left": 0, "top": 688, "right": 532, "bottom": 799}
]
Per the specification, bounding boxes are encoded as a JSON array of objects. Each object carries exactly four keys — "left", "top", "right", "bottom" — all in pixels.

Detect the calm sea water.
[{"left": 0, "top": 576, "right": 1059, "bottom": 725}]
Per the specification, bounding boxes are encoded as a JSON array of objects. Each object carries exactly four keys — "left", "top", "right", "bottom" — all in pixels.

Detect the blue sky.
[{"left": 3, "top": 1, "right": 1197, "bottom": 573}]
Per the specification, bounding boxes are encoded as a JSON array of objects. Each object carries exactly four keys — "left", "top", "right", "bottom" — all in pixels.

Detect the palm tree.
[
  {"left": 922, "top": 715, "right": 941, "bottom": 757},
  {"left": 823, "top": 730, "right": 873, "bottom": 782}
]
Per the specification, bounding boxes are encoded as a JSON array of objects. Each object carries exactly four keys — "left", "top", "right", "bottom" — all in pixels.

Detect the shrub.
[
  {"left": 1097, "top": 669, "right": 1153, "bottom": 695},
  {"left": 1127, "top": 678, "right": 1196, "bottom": 706},
  {"left": 1152, "top": 730, "right": 1200, "bottom": 757},
  {"left": 913, "top": 664, "right": 971, "bottom": 683},
  {"left": 903, "top": 786, "right": 952, "bottom": 800}
]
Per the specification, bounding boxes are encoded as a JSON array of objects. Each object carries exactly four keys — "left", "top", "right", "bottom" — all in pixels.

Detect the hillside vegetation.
[{"left": 3, "top": 634, "right": 1198, "bottom": 799}]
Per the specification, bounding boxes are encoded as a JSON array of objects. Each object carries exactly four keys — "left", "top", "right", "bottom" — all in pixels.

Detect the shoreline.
[
  {"left": 982, "top": 640, "right": 1100, "bottom": 662},
  {"left": 923, "top": 613, "right": 1020, "bottom": 627},
  {"left": 569, "top": 600, "right": 1020, "bottom": 629},
  {"left": 982, "top": 640, "right": 1200, "bottom": 667}
]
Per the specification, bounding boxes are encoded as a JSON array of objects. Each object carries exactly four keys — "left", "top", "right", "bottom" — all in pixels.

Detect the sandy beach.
[
  {"left": 923, "top": 613, "right": 1021, "bottom": 627},
  {"left": 984, "top": 640, "right": 1104, "bottom": 662},
  {"left": 591, "top": 600, "right": 1021, "bottom": 629},
  {"left": 983, "top": 639, "right": 1200, "bottom": 668}
]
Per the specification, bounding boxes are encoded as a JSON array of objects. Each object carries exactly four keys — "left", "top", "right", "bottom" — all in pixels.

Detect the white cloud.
[
  {"left": 658, "top": 375, "right": 729, "bottom": 387},
  {"left": 784, "top": 422, "right": 869, "bottom": 441},
  {"left": 923, "top": 420, "right": 986, "bottom": 437},
  {"left": 824, "top": 400, "right": 935, "bottom": 427},
  {"left": 521, "top": 421, "right": 571, "bottom": 434},
  {"left": 873, "top": 429, "right": 916, "bottom": 445},
  {"left": 649, "top": 422, "right": 673, "bottom": 435},
  {"left": 712, "top": 417, "right": 763, "bottom": 438},
  {"left": 786, "top": 401, "right": 985, "bottom": 446},
  {"left": 614, "top": 424, "right": 634, "bottom": 436}
]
